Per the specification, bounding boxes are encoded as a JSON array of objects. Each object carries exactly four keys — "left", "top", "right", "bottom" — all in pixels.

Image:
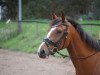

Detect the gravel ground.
[{"left": 0, "top": 49, "right": 75, "bottom": 75}]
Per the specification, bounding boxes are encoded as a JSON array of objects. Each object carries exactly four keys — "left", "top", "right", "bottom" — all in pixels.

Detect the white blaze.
[{"left": 47, "top": 27, "right": 56, "bottom": 38}]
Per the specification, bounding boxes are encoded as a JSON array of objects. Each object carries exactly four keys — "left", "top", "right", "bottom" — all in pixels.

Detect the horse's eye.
[{"left": 57, "top": 30, "right": 62, "bottom": 34}]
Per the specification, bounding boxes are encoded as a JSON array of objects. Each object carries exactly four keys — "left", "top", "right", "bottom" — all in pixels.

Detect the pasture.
[{"left": 0, "top": 20, "right": 100, "bottom": 55}]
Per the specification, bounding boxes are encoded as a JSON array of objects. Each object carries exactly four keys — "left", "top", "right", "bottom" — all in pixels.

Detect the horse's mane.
[{"left": 51, "top": 18, "right": 100, "bottom": 51}]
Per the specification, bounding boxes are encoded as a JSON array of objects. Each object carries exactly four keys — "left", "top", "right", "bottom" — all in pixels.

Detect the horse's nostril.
[
  {"left": 38, "top": 50, "right": 46, "bottom": 58},
  {"left": 40, "top": 50, "right": 45, "bottom": 54}
]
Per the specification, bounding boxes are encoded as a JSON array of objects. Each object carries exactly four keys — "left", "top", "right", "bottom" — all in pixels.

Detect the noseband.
[{"left": 43, "top": 22, "right": 68, "bottom": 54}]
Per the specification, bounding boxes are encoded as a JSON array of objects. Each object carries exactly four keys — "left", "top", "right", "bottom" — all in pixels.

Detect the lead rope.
[{"left": 56, "top": 51, "right": 68, "bottom": 58}]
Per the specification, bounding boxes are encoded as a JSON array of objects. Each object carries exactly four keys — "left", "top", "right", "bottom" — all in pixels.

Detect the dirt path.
[{"left": 0, "top": 49, "right": 75, "bottom": 75}]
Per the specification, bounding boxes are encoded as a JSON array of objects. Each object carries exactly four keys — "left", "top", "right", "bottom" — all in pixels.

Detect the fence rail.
[
  {"left": 20, "top": 20, "right": 100, "bottom": 26},
  {"left": 19, "top": 20, "right": 100, "bottom": 39}
]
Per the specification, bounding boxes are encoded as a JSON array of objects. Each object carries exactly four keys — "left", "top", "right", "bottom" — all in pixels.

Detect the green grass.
[
  {"left": 0, "top": 20, "right": 100, "bottom": 54},
  {"left": 0, "top": 21, "right": 49, "bottom": 53},
  {"left": 83, "top": 25, "right": 100, "bottom": 39},
  {"left": 0, "top": 22, "right": 18, "bottom": 41}
]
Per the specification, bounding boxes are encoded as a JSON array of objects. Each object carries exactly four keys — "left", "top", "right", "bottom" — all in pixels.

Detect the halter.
[{"left": 43, "top": 22, "right": 68, "bottom": 54}]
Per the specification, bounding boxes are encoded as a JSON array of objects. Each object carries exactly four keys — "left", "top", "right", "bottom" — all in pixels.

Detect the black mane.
[{"left": 51, "top": 18, "right": 100, "bottom": 51}]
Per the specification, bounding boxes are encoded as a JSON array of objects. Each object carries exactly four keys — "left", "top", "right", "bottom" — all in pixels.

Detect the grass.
[
  {"left": 0, "top": 21, "right": 49, "bottom": 53},
  {"left": 83, "top": 25, "right": 100, "bottom": 39},
  {"left": 0, "top": 20, "right": 100, "bottom": 55},
  {"left": 0, "top": 22, "right": 18, "bottom": 41}
]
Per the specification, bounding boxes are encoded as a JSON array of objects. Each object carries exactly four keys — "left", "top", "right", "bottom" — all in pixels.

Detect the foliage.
[
  {"left": 4, "top": 0, "right": 18, "bottom": 19},
  {"left": 22, "top": 0, "right": 93, "bottom": 19},
  {"left": 93, "top": 0, "right": 100, "bottom": 19},
  {"left": 1, "top": 0, "right": 93, "bottom": 19}
]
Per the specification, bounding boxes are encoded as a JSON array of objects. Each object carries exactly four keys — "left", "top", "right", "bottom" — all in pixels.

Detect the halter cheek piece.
[{"left": 43, "top": 22, "right": 68, "bottom": 54}]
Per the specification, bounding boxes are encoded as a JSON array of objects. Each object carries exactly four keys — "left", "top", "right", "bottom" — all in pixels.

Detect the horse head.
[{"left": 38, "top": 13, "right": 71, "bottom": 58}]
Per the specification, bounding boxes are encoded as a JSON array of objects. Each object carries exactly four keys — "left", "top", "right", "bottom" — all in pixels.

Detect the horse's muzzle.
[{"left": 38, "top": 49, "right": 48, "bottom": 58}]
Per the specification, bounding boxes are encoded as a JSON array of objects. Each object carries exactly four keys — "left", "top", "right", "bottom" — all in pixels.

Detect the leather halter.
[{"left": 43, "top": 22, "right": 68, "bottom": 54}]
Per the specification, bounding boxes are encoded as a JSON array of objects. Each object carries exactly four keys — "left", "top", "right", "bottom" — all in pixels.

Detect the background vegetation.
[{"left": 0, "top": 0, "right": 100, "bottom": 19}]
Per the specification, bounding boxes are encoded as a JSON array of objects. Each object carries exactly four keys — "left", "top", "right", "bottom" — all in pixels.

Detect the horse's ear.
[
  {"left": 61, "top": 12, "right": 66, "bottom": 23},
  {"left": 52, "top": 13, "right": 58, "bottom": 20}
]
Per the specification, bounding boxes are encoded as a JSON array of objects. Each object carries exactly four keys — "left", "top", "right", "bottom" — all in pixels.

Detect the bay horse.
[{"left": 38, "top": 13, "right": 100, "bottom": 75}]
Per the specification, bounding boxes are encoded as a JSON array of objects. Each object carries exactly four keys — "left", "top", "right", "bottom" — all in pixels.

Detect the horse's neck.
[
  {"left": 67, "top": 26, "right": 95, "bottom": 58},
  {"left": 66, "top": 26, "right": 97, "bottom": 75}
]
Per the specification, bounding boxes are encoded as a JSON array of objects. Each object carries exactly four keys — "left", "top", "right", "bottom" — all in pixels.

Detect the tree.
[
  {"left": 93, "top": 0, "right": 100, "bottom": 19},
  {"left": 4, "top": 0, "right": 18, "bottom": 19},
  {"left": 2, "top": 0, "right": 93, "bottom": 19}
]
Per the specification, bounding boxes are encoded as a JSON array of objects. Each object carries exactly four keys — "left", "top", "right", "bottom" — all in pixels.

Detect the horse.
[{"left": 38, "top": 13, "right": 100, "bottom": 75}]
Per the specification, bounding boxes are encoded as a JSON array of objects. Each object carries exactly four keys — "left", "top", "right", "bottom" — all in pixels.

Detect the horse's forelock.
[{"left": 50, "top": 18, "right": 62, "bottom": 26}]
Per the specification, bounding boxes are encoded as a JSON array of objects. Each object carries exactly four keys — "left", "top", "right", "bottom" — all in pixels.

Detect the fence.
[
  {"left": 82, "top": 24, "right": 100, "bottom": 39},
  {"left": 20, "top": 20, "right": 100, "bottom": 39},
  {"left": 0, "top": 20, "right": 100, "bottom": 41}
]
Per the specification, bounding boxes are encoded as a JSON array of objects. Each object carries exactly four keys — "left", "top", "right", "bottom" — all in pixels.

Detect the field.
[
  {"left": 0, "top": 20, "right": 49, "bottom": 53},
  {"left": 0, "top": 20, "right": 100, "bottom": 55}
]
